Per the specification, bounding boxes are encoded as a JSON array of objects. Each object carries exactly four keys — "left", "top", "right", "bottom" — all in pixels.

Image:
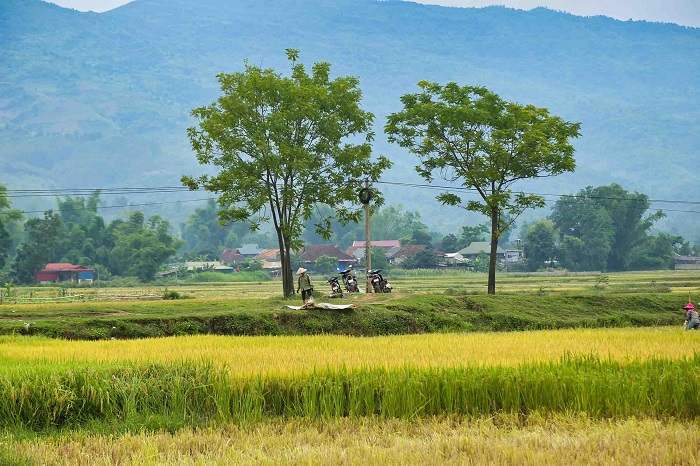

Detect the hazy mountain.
[{"left": 1, "top": 0, "right": 698, "bottom": 235}]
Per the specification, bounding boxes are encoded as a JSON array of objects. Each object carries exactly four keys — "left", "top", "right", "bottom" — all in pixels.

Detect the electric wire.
[{"left": 4, "top": 180, "right": 700, "bottom": 215}]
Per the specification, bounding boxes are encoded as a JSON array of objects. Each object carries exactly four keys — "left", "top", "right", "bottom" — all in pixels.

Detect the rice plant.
[{"left": 0, "top": 355, "right": 698, "bottom": 431}]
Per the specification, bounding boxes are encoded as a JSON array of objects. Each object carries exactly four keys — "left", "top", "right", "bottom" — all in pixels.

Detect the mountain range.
[{"left": 1, "top": 0, "right": 698, "bottom": 236}]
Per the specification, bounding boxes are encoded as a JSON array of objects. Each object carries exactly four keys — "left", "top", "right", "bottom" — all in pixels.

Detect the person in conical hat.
[
  {"left": 684, "top": 302, "right": 699, "bottom": 331},
  {"left": 296, "top": 267, "right": 313, "bottom": 304}
]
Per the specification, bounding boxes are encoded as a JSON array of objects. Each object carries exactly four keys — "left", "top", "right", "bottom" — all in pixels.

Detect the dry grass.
[
  {"left": 4, "top": 414, "right": 698, "bottom": 465},
  {"left": 2, "top": 327, "right": 698, "bottom": 375}
]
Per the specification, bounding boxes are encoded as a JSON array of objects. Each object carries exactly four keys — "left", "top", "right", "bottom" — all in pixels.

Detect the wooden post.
[{"left": 365, "top": 178, "right": 372, "bottom": 293}]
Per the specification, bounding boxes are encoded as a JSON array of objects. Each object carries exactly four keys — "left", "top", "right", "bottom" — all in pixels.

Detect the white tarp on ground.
[{"left": 285, "top": 302, "right": 356, "bottom": 310}]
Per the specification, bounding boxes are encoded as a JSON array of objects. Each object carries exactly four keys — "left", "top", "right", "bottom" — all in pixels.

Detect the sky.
[{"left": 43, "top": 0, "right": 700, "bottom": 27}]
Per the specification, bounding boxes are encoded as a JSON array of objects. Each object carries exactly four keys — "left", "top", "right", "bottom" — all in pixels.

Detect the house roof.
[
  {"left": 238, "top": 244, "right": 263, "bottom": 255},
  {"left": 351, "top": 240, "right": 401, "bottom": 248},
  {"left": 389, "top": 244, "right": 428, "bottom": 259},
  {"left": 40, "top": 263, "right": 93, "bottom": 272},
  {"left": 261, "top": 261, "right": 282, "bottom": 269},
  {"left": 220, "top": 249, "right": 245, "bottom": 263},
  {"left": 675, "top": 254, "right": 700, "bottom": 262},
  {"left": 253, "top": 249, "right": 280, "bottom": 260},
  {"left": 183, "top": 261, "right": 234, "bottom": 271},
  {"left": 298, "top": 244, "right": 357, "bottom": 263},
  {"left": 346, "top": 240, "right": 402, "bottom": 256},
  {"left": 457, "top": 242, "right": 505, "bottom": 255}
]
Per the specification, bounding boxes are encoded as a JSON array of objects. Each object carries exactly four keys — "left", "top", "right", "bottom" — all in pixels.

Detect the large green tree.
[
  {"left": 183, "top": 50, "right": 391, "bottom": 297},
  {"left": 0, "top": 186, "right": 22, "bottom": 271},
  {"left": 386, "top": 82, "right": 580, "bottom": 294},
  {"left": 54, "top": 192, "right": 106, "bottom": 266},
  {"left": 12, "top": 211, "right": 61, "bottom": 284},
  {"left": 180, "top": 199, "right": 250, "bottom": 257},
  {"left": 523, "top": 219, "right": 558, "bottom": 271},
  {"left": 550, "top": 184, "right": 663, "bottom": 271},
  {"left": 460, "top": 223, "right": 489, "bottom": 248},
  {"left": 108, "top": 213, "right": 182, "bottom": 281}
]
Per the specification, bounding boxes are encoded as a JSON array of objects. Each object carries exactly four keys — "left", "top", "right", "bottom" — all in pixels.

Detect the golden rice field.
[
  {"left": 1, "top": 326, "right": 699, "bottom": 465},
  {"left": 1, "top": 327, "right": 698, "bottom": 374},
  {"left": 3, "top": 415, "right": 698, "bottom": 466}
]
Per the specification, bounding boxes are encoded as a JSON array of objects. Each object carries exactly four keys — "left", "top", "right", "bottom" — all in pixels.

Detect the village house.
[
  {"left": 35, "top": 263, "right": 94, "bottom": 285},
  {"left": 297, "top": 244, "right": 357, "bottom": 271},
  {"left": 158, "top": 261, "right": 235, "bottom": 277},
  {"left": 219, "top": 248, "right": 246, "bottom": 264},
  {"left": 674, "top": 254, "right": 700, "bottom": 270},
  {"left": 346, "top": 240, "right": 402, "bottom": 265},
  {"left": 456, "top": 242, "right": 506, "bottom": 261},
  {"left": 388, "top": 244, "right": 428, "bottom": 265},
  {"left": 237, "top": 244, "right": 264, "bottom": 257},
  {"left": 252, "top": 249, "right": 282, "bottom": 276}
]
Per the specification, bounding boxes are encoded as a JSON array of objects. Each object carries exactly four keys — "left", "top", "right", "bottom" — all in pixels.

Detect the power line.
[
  {"left": 4, "top": 187, "right": 195, "bottom": 198},
  {"left": 18, "top": 198, "right": 216, "bottom": 215},
  {"left": 6, "top": 180, "right": 700, "bottom": 216},
  {"left": 374, "top": 181, "right": 700, "bottom": 206},
  {"left": 6, "top": 181, "right": 700, "bottom": 206}
]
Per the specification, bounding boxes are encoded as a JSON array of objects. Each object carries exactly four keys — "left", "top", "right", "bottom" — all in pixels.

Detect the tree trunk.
[
  {"left": 282, "top": 239, "right": 294, "bottom": 298},
  {"left": 488, "top": 207, "right": 499, "bottom": 295},
  {"left": 275, "top": 226, "right": 295, "bottom": 298}
]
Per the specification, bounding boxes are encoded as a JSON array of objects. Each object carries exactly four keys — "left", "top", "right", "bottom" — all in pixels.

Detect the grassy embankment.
[{"left": 0, "top": 292, "right": 690, "bottom": 339}]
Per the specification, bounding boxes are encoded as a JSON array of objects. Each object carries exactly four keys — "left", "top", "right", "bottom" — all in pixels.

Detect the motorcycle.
[
  {"left": 327, "top": 276, "right": 342, "bottom": 295},
  {"left": 340, "top": 269, "right": 359, "bottom": 292},
  {"left": 367, "top": 269, "right": 392, "bottom": 293}
]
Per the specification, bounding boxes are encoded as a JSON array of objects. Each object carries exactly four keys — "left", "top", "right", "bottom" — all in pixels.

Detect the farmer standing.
[
  {"left": 296, "top": 267, "right": 313, "bottom": 305},
  {"left": 683, "top": 303, "right": 700, "bottom": 331}
]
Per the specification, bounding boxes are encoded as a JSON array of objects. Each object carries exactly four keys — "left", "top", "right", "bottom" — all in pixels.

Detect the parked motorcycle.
[
  {"left": 367, "top": 269, "right": 392, "bottom": 293},
  {"left": 327, "top": 276, "right": 342, "bottom": 295},
  {"left": 340, "top": 269, "right": 359, "bottom": 292}
]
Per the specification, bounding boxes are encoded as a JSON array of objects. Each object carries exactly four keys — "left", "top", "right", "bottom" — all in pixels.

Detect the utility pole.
[{"left": 363, "top": 178, "right": 372, "bottom": 293}]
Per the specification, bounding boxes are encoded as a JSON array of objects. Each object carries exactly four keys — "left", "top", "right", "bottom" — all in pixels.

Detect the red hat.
[{"left": 684, "top": 303, "right": 695, "bottom": 310}]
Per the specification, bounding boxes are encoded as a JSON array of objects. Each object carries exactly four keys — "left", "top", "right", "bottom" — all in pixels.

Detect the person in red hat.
[{"left": 683, "top": 303, "right": 699, "bottom": 331}]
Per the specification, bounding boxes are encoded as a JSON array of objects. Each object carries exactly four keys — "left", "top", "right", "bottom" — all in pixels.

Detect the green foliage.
[
  {"left": 314, "top": 255, "right": 338, "bottom": 274},
  {"left": 473, "top": 251, "right": 489, "bottom": 273},
  {"left": 182, "top": 50, "right": 392, "bottom": 297},
  {"left": 523, "top": 219, "right": 558, "bottom": 271},
  {"left": 11, "top": 211, "right": 61, "bottom": 284},
  {"left": 386, "top": 83, "right": 581, "bottom": 293},
  {"left": 0, "top": 186, "right": 22, "bottom": 271},
  {"left": 627, "top": 232, "right": 676, "bottom": 271},
  {"left": 400, "top": 229, "right": 432, "bottom": 247},
  {"left": 180, "top": 199, "right": 251, "bottom": 256},
  {"left": 551, "top": 184, "right": 664, "bottom": 272},
  {"left": 369, "top": 246, "right": 389, "bottom": 271},
  {"left": 439, "top": 233, "right": 459, "bottom": 252},
  {"left": 460, "top": 223, "right": 489, "bottom": 247},
  {"left": 108, "top": 213, "right": 183, "bottom": 282},
  {"left": 401, "top": 249, "right": 437, "bottom": 269}
]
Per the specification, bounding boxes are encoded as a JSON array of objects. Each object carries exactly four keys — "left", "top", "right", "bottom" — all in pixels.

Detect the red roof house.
[{"left": 35, "top": 263, "right": 95, "bottom": 284}]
